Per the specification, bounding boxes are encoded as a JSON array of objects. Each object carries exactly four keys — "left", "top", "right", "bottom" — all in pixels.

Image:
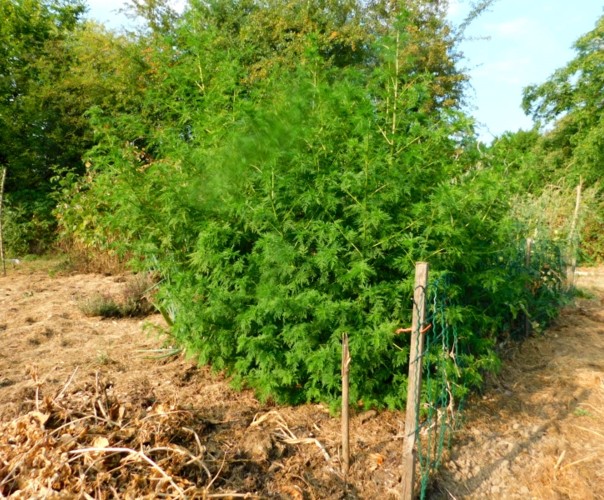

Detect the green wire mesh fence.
[
  {"left": 413, "top": 273, "right": 463, "bottom": 499},
  {"left": 407, "top": 237, "right": 570, "bottom": 498}
]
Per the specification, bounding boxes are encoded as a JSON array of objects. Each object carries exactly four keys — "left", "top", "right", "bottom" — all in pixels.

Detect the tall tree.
[
  {"left": 0, "top": 0, "right": 86, "bottom": 253},
  {"left": 0, "top": 0, "right": 146, "bottom": 254},
  {"left": 523, "top": 13, "right": 604, "bottom": 189},
  {"left": 54, "top": 0, "right": 566, "bottom": 408},
  {"left": 0, "top": 0, "right": 86, "bottom": 189},
  {"left": 522, "top": 13, "right": 604, "bottom": 259}
]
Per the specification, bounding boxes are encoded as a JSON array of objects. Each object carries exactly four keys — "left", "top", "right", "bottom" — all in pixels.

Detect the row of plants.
[
  {"left": 2, "top": 0, "right": 595, "bottom": 408},
  {"left": 51, "top": 0, "right": 570, "bottom": 409}
]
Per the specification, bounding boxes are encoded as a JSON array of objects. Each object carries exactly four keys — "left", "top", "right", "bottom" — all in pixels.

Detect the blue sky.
[
  {"left": 449, "top": 0, "right": 604, "bottom": 142},
  {"left": 85, "top": 0, "right": 604, "bottom": 142}
]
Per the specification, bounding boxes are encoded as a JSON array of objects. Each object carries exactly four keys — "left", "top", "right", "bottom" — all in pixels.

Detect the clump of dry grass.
[
  {"left": 56, "top": 238, "right": 127, "bottom": 275},
  {"left": 0, "top": 370, "right": 224, "bottom": 498},
  {"left": 78, "top": 273, "right": 156, "bottom": 318},
  {"left": 78, "top": 293, "right": 122, "bottom": 318},
  {"left": 120, "top": 272, "right": 156, "bottom": 317}
]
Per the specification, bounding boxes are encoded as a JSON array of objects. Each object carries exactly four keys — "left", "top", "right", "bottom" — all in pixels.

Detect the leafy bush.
[
  {"left": 57, "top": 1, "right": 570, "bottom": 409},
  {"left": 520, "top": 14, "right": 604, "bottom": 261},
  {"left": 2, "top": 192, "right": 56, "bottom": 256}
]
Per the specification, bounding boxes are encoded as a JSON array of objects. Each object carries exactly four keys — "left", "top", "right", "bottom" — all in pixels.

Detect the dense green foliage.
[
  {"left": 3, "top": 0, "right": 589, "bottom": 408},
  {"left": 1, "top": 0, "right": 84, "bottom": 253},
  {"left": 50, "top": 0, "right": 568, "bottom": 408},
  {"left": 0, "top": 0, "right": 145, "bottom": 254},
  {"left": 523, "top": 14, "right": 604, "bottom": 190},
  {"left": 505, "top": 14, "right": 604, "bottom": 261}
]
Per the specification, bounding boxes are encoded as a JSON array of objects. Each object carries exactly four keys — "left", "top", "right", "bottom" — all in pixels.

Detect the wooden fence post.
[
  {"left": 402, "top": 262, "right": 429, "bottom": 500},
  {"left": 341, "top": 333, "right": 350, "bottom": 476},
  {"left": 525, "top": 238, "right": 533, "bottom": 337},
  {"left": 566, "top": 179, "right": 582, "bottom": 289},
  {"left": 0, "top": 167, "right": 6, "bottom": 277}
]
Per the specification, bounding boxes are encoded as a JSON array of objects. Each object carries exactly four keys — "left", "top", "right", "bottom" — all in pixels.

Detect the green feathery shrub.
[{"left": 57, "top": 1, "right": 569, "bottom": 409}]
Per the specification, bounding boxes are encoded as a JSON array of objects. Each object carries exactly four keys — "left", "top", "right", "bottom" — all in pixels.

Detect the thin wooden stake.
[
  {"left": 525, "top": 238, "right": 533, "bottom": 337},
  {"left": 566, "top": 179, "right": 582, "bottom": 289},
  {"left": 0, "top": 167, "right": 6, "bottom": 277},
  {"left": 341, "top": 332, "right": 350, "bottom": 476},
  {"left": 402, "top": 262, "right": 429, "bottom": 500}
]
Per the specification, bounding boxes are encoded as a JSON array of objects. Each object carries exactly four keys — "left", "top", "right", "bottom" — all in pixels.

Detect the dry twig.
[
  {"left": 205, "top": 452, "right": 228, "bottom": 493},
  {"left": 554, "top": 450, "right": 566, "bottom": 470},
  {"left": 70, "top": 447, "right": 185, "bottom": 497},
  {"left": 560, "top": 453, "right": 599, "bottom": 471},
  {"left": 55, "top": 366, "right": 79, "bottom": 401},
  {"left": 571, "top": 424, "right": 604, "bottom": 440},
  {"left": 251, "top": 410, "right": 332, "bottom": 462}
]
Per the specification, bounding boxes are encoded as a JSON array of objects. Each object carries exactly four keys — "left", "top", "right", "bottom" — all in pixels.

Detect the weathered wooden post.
[
  {"left": 525, "top": 238, "right": 533, "bottom": 337},
  {"left": 402, "top": 262, "right": 429, "bottom": 500},
  {"left": 0, "top": 167, "right": 6, "bottom": 277},
  {"left": 566, "top": 179, "right": 582, "bottom": 289},
  {"left": 341, "top": 332, "right": 350, "bottom": 476}
]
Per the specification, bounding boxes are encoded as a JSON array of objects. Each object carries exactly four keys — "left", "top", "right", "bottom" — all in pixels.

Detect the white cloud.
[
  {"left": 86, "top": 0, "right": 185, "bottom": 29},
  {"left": 171, "top": 0, "right": 187, "bottom": 14},
  {"left": 489, "top": 17, "right": 533, "bottom": 38},
  {"left": 448, "top": 0, "right": 463, "bottom": 19},
  {"left": 472, "top": 57, "right": 532, "bottom": 86}
]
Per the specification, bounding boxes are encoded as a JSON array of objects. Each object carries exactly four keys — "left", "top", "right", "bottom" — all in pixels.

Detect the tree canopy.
[
  {"left": 0, "top": 0, "right": 586, "bottom": 407},
  {"left": 0, "top": 0, "right": 150, "bottom": 253},
  {"left": 47, "top": 0, "right": 567, "bottom": 407},
  {"left": 519, "top": 14, "right": 604, "bottom": 258}
]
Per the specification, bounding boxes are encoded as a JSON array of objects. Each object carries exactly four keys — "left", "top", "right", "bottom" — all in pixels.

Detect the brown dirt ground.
[{"left": 0, "top": 258, "right": 602, "bottom": 499}]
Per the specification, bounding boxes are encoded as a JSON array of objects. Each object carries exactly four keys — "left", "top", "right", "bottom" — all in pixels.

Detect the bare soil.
[{"left": 0, "top": 258, "right": 603, "bottom": 499}]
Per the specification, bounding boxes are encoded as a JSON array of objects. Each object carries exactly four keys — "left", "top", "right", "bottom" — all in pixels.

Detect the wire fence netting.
[
  {"left": 409, "top": 274, "right": 463, "bottom": 499},
  {"left": 408, "top": 238, "right": 569, "bottom": 498}
]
